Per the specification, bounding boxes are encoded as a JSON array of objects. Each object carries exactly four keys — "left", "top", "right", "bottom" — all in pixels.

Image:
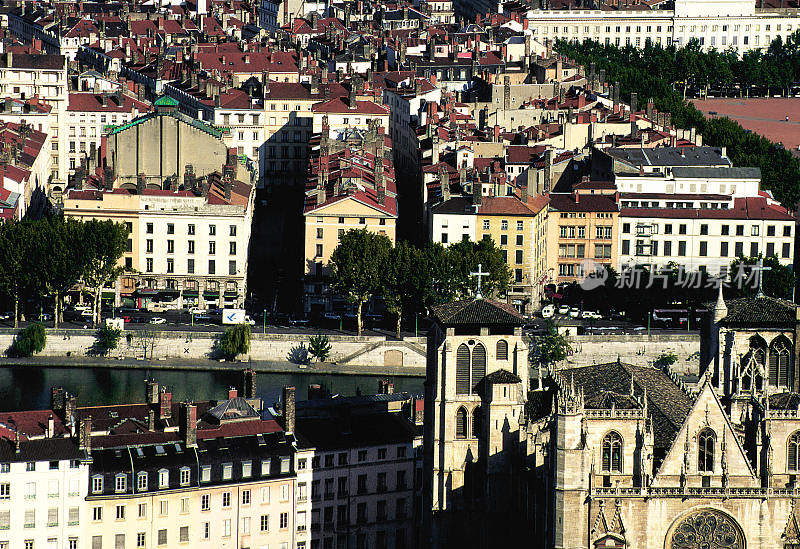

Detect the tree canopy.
[{"left": 557, "top": 36, "right": 800, "bottom": 208}]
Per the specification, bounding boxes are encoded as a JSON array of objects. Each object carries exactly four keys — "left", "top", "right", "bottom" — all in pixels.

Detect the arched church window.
[
  {"left": 471, "top": 343, "right": 486, "bottom": 391},
  {"left": 455, "top": 407, "right": 468, "bottom": 439},
  {"left": 770, "top": 337, "right": 792, "bottom": 387},
  {"left": 456, "top": 344, "right": 470, "bottom": 395},
  {"left": 496, "top": 340, "right": 508, "bottom": 360},
  {"left": 669, "top": 508, "right": 744, "bottom": 549},
  {"left": 601, "top": 431, "right": 623, "bottom": 473},
  {"left": 698, "top": 429, "right": 715, "bottom": 473},
  {"left": 789, "top": 432, "right": 800, "bottom": 472},
  {"left": 472, "top": 406, "right": 482, "bottom": 439}
]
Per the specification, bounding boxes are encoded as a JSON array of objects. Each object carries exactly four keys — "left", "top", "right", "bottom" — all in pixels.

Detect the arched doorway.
[{"left": 666, "top": 508, "right": 745, "bottom": 549}]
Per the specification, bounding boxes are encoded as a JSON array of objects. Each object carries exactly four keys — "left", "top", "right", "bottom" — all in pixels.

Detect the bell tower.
[{"left": 423, "top": 297, "right": 529, "bottom": 548}]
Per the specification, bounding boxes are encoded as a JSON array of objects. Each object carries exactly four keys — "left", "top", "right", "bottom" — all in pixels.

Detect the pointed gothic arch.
[
  {"left": 455, "top": 406, "right": 468, "bottom": 439},
  {"left": 770, "top": 335, "right": 793, "bottom": 388},
  {"left": 456, "top": 344, "right": 470, "bottom": 395},
  {"left": 471, "top": 406, "right": 482, "bottom": 439},
  {"left": 789, "top": 432, "right": 800, "bottom": 472},
  {"left": 698, "top": 428, "right": 716, "bottom": 473},
  {"left": 601, "top": 431, "right": 623, "bottom": 473}
]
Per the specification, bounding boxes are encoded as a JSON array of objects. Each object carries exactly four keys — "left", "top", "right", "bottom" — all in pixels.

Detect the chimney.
[
  {"left": 145, "top": 379, "right": 159, "bottom": 405},
  {"left": 544, "top": 149, "right": 553, "bottom": 192},
  {"left": 243, "top": 368, "right": 256, "bottom": 399},
  {"left": 65, "top": 396, "right": 77, "bottom": 435},
  {"left": 159, "top": 388, "right": 172, "bottom": 420},
  {"left": 79, "top": 415, "right": 92, "bottom": 454},
  {"left": 47, "top": 414, "right": 54, "bottom": 438},
  {"left": 521, "top": 182, "right": 528, "bottom": 203},
  {"left": 179, "top": 402, "right": 197, "bottom": 448},
  {"left": 440, "top": 167, "right": 450, "bottom": 201},
  {"left": 473, "top": 179, "right": 482, "bottom": 206},
  {"left": 148, "top": 409, "right": 155, "bottom": 431},
  {"left": 630, "top": 92, "right": 638, "bottom": 114},
  {"left": 282, "top": 386, "right": 296, "bottom": 434},
  {"left": 228, "top": 387, "right": 238, "bottom": 400},
  {"left": 50, "top": 387, "right": 66, "bottom": 417},
  {"left": 137, "top": 173, "right": 146, "bottom": 194},
  {"left": 378, "top": 379, "right": 394, "bottom": 394},
  {"left": 503, "top": 76, "right": 511, "bottom": 110}
]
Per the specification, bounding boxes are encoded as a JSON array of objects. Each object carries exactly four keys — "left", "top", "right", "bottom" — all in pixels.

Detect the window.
[
  {"left": 260, "top": 515, "right": 269, "bottom": 532},
  {"left": 158, "top": 529, "right": 167, "bottom": 546},
  {"left": 146, "top": 223, "right": 153, "bottom": 234},
  {"left": 201, "top": 494, "right": 209, "bottom": 511},
  {"left": 223, "top": 519, "right": 231, "bottom": 537},
  {"left": 93, "top": 506, "right": 102, "bottom": 521},
  {"left": 280, "top": 512, "right": 288, "bottom": 529},
  {"left": 496, "top": 340, "right": 508, "bottom": 360},
  {"left": 720, "top": 242, "right": 729, "bottom": 257},
  {"left": 699, "top": 242, "right": 707, "bottom": 257},
  {"left": 622, "top": 223, "right": 630, "bottom": 234},
  {"left": 455, "top": 407, "right": 468, "bottom": 439},
  {"left": 783, "top": 243, "right": 791, "bottom": 258},
  {"left": 179, "top": 468, "right": 190, "bottom": 486},
  {"left": 736, "top": 225, "right": 744, "bottom": 236},
  {"left": 752, "top": 225, "right": 760, "bottom": 236},
  {"left": 358, "top": 450, "right": 367, "bottom": 462},
  {"left": 698, "top": 429, "right": 715, "bottom": 472},
  {"left": 138, "top": 503, "right": 146, "bottom": 518},
  {"left": 242, "top": 490, "right": 250, "bottom": 505},
  {"left": 229, "top": 225, "right": 237, "bottom": 237},
  {"left": 678, "top": 241, "right": 686, "bottom": 256},
  {"left": 769, "top": 337, "right": 792, "bottom": 387},
  {"left": 146, "top": 258, "right": 153, "bottom": 273},
  {"left": 602, "top": 432, "right": 623, "bottom": 472},
  {"left": 223, "top": 492, "right": 231, "bottom": 507},
  {"left": 471, "top": 408, "right": 481, "bottom": 439},
  {"left": 785, "top": 225, "right": 792, "bottom": 237},
  {"left": 136, "top": 533, "right": 145, "bottom": 548},
  {"left": 229, "top": 261, "right": 236, "bottom": 275},
  {"left": 92, "top": 476, "right": 103, "bottom": 493},
  {"left": 179, "top": 526, "right": 188, "bottom": 543},
  {"left": 188, "top": 224, "right": 195, "bottom": 235},
  {"left": 0, "top": 483, "right": 9, "bottom": 500},
  {"left": 789, "top": 432, "right": 800, "bottom": 472},
  {"left": 166, "top": 223, "right": 174, "bottom": 235},
  {"left": 482, "top": 220, "right": 490, "bottom": 230},
  {"left": 700, "top": 224, "right": 708, "bottom": 235},
  {"left": 621, "top": 240, "right": 630, "bottom": 255},
  {"left": 200, "top": 466, "right": 210, "bottom": 482},
  {"left": 208, "top": 260, "right": 215, "bottom": 275},
  {"left": 209, "top": 225, "right": 216, "bottom": 236},
  {"left": 187, "top": 259, "right": 194, "bottom": 274},
  {"left": 158, "top": 469, "right": 168, "bottom": 489},
  {"left": 159, "top": 500, "right": 168, "bottom": 516},
  {"left": 146, "top": 240, "right": 153, "bottom": 253}
]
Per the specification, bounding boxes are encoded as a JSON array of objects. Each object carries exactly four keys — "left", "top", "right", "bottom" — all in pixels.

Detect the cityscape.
[{"left": 1, "top": 0, "right": 800, "bottom": 548}]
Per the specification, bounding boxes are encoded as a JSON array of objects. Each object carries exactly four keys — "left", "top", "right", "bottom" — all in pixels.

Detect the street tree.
[
  {"left": 329, "top": 229, "right": 392, "bottom": 335},
  {"left": 79, "top": 219, "right": 129, "bottom": 325}
]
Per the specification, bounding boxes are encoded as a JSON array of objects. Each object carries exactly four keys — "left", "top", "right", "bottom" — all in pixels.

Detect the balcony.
[
  {"left": 297, "top": 525, "right": 307, "bottom": 532},
  {"left": 297, "top": 496, "right": 307, "bottom": 503},
  {"left": 324, "top": 493, "right": 334, "bottom": 501}
]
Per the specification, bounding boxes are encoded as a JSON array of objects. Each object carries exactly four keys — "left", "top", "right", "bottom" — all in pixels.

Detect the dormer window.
[{"left": 158, "top": 469, "right": 169, "bottom": 489}]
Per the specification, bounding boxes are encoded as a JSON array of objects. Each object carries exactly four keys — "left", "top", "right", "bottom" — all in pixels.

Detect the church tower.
[{"left": 423, "top": 297, "right": 529, "bottom": 548}]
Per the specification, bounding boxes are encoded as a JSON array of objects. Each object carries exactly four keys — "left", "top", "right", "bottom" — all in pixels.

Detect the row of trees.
[
  {"left": 329, "top": 229, "right": 511, "bottom": 335},
  {"left": 556, "top": 37, "right": 800, "bottom": 208},
  {"left": 0, "top": 217, "right": 128, "bottom": 328}
]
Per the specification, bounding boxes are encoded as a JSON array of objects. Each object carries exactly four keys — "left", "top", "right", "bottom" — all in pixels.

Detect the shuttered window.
[
  {"left": 455, "top": 407, "right": 468, "bottom": 439},
  {"left": 471, "top": 343, "right": 486, "bottom": 390},
  {"left": 790, "top": 432, "right": 800, "bottom": 471},
  {"left": 496, "top": 340, "right": 508, "bottom": 360},
  {"left": 456, "top": 344, "right": 470, "bottom": 394}
]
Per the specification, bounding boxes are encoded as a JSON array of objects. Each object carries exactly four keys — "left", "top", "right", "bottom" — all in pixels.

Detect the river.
[{"left": 0, "top": 366, "right": 425, "bottom": 412}]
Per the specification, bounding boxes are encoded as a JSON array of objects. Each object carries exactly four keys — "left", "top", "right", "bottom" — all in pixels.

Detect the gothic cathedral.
[{"left": 423, "top": 290, "right": 800, "bottom": 549}]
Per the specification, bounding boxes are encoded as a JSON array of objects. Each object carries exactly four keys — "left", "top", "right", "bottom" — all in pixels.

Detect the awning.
[
  {"left": 134, "top": 289, "right": 158, "bottom": 296},
  {"left": 203, "top": 291, "right": 219, "bottom": 298},
  {"left": 102, "top": 290, "right": 116, "bottom": 297},
  {"left": 223, "top": 291, "right": 238, "bottom": 297},
  {"left": 182, "top": 290, "right": 199, "bottom": 297},
  {"left": 159, "top": 290, "right": 180, "bottom": 299}
]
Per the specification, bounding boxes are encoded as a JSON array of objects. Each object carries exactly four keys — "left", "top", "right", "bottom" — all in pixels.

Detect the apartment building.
[
  {"left": 80, "top": 379, "right": 297, "bottom": 549},
  {"left": 522, "top": 0, "right": 800, "bottom": 53},
  {"left": 547, "top": 190, "right": 620, "bottom": 285},
  {"left": 293, "top": 391, "right": 422, "bottom": 549},
  {"left": 0, "top": 403, "right": 87, "bottom": 549},
  {"left": 66, "top": 92, "right": 149, "bottom": 181},
  {"left": 0, "top": 52, "right": 68, "bottom": 188},
  {"left": 311, "top": 96, "right": 390, "bottom": 134},
  {"left": 302, "top": 124, "right": 397, "bottom": 314},
  {"left": 430, "top": 189, "right": 550, "bottom": 314},
  {"left": 0, "top": 121, "right": 51, "bottom": 219},
  {"left": 63, "top": 180, "right": 254, "bottom": 310}
]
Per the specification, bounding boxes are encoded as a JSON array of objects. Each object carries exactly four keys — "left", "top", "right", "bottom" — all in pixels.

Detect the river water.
[{"left": 0, "top": 366, "right": 426, "bottom": 412}]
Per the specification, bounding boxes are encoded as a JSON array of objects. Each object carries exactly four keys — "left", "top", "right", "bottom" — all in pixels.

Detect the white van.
[{"left": 541, "top": 305, "right": 555, "bottom": 319}]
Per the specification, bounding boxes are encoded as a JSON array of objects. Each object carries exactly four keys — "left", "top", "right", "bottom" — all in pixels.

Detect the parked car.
[
  {"left": 541, "top": 305, "right": 555, "bottom": 319},
  {"left": 244, "top": 315, "right": 256, "bottom": 326},
  {"left": 0, "top": 312, "right": 11, "bottom": 321},
  {"left": 131, "top": 316, "right": 148, "bottom": 324},
  {"left": 558, "top": 305, "right": 571, "bottom": 315},
  {"left": 151, "top": 317, "right": 167, "bottom": 325},
  {"left": 289, "top": 316, "right": 310, "bottom": 326},
  {"left": 322, "top": 312, "right": 342, "bottom": 322},
  {"left": 569, "top": 307, "right": 581, "bottom": 318},
  {"left": 121, "top": 316, "right": 133, "bottom": 323}
]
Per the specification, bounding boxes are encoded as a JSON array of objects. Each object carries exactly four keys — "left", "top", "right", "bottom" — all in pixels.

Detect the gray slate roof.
[
  {"left": 431, "top": 298, "right": 524, "bottom": 327},
  {"left": 606, "top": 146, "right": 731, "bottom": 168},
  {"left": 720, "top": 296, "right": 797, "bottom": 327},
  {"left": 206, "top": 397, "right": 260, "bottom": 423},
  {"left": 672, "top": 166, "right": 761, "bottom": 179}
]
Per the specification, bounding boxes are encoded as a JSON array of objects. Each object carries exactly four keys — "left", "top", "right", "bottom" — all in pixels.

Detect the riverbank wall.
[{"left": 0, "top": 329, "right": 427, "bottom": 370}]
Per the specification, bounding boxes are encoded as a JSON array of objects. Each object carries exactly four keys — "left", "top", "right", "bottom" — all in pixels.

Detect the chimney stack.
[
  {"left": 145, "top": 379, "right": 159, "bottom": 405},
  {"left": 473, "top": 179, "right": 482, "bottom": 206},
  {"left": 51, "top": 387, "right": 66, "bottom": 417},
  {"left": 243, "top": 368, "right": 256, "bottom": 399},
  {"left": 228, "top": 388, "right": 238, "bottom": 400},
  {"left": 148, "top": 409, "right": 155, "bottom": 431},
  {"left": 179, "top": 402, "right": 197, "bottom": 448},
  {"left": 79, "top": 416, "right": 92, "bottom": 454},
  {"left": 282, "top": 386, "right": 296, "bottom": 434},
  {"left": 159, "top": 388, "right": 172, "bottom": 420}
]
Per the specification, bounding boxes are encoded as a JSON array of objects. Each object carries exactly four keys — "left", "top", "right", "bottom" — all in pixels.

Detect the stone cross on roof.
[
  {"left": 470, "top": 263, "right": 489, "bottom": 299},
  {"left": 753, "top": 258, "right": 771, "bottom": 298}
]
